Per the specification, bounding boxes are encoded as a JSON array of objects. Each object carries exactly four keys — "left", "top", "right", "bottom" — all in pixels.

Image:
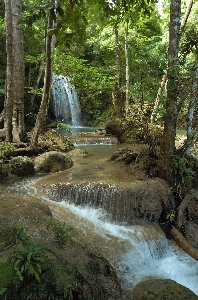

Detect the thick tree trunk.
[
  {"left": 30, "top": 10, "right": 53, "bottom": 150},
  {"left": 4, "top": 0, "right": 13, "bottom": 142},
  {"left": 124, "top": 24, "right": 129, "bottom": 117},
  {"left": 151, "top": 0, "right": 193, "bottom": 123},
  {"left": 11, "top": 0, "right": 25, "bottom": 142},
  {"left": 4, "top": 0, "right": 25, "bottom": 143},
  {"left": 159, "top": 0, "right": 181, "bottom": 185},
  {"left": 113, "top": 22, "right": 123, "bottom": 120}
]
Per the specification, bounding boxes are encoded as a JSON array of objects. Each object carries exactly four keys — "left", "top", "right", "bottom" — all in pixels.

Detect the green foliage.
[
  {"left": 51, "top": 220, "right": 73, "bottom": 247},
  {"left": 173, "top": 155, "right": 195, "bottom": 184},
  {"left": 9, "top": 156, "right": 34, "bottom": 177},
  {"left": 56, "top": 122, "right": 72, "bottom": 134},
  {"left": 0, "top": 222, "right": 29, "bottom": 248},
  {"left": 0, "top": 142, "right": 14, "bottom": 165},
  {"left": 25, "top": 112, "right": 37, "bottom": 124},
  {"left": 0, "top": 223, "right": 48, "bottom": 298},
  {"left": 0, "top": 262, "right": 14, "bottom": 292},
  {"left": 0, "top": 287, "right": 7, "bottom": 296},
  {"left": 63, "top": 281, "right": 74, "bottom": 298},
  {"left": 26, "top": 284, "right": 48, "bottom": 300},
  {"left": 166, "top": 210, "right": 175, "bottom": 222},
  {"left": 11, "top": 242, "right": 47, "bottom": 283}
]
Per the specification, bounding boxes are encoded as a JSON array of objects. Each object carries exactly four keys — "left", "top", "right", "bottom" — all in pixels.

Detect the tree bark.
[
  {"left": 159, "top": 0, "right": 181, "bottom": 185},
  {"left": 30, "top": 65, "right": 43, "bottom": 110},
  {"left": 124, "top": 24, "right": 130, "bottom": 117},
  {"left": 179, "top": 0, "right": 193, "bottom": 38},
  {"left": 150, "top": 73, "right": 167, "bottom": 123},
  {"left": 30, "top": 8, "right": 53, "bottom": 150},
  {"left": 4, "top": 0, "right": 13, "bottom": 142},
  {"left": 151, "top": 0, "right": 193, "bottom": 123},
  {"left": 11, "top": 0, "right": 25, "bottom": 142},
  {"left": 171, "top": 225, "right": 198, "bottom": 261},
  {"left": 4, "top": 0, "right": 25, "bottom": 143},
  {"left": 113, "top": 22, "right": 123, "bottom": 120}
]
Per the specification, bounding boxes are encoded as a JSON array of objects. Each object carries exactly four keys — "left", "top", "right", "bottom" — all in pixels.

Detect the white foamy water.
[
  {"left": 53, "top": 201, "right": 198, "bottom": 295},
  {"left": 3, "top": 178, "right": 198, "bottom": 295}
]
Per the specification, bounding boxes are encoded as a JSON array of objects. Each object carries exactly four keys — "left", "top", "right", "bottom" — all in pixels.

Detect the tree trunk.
[
  {"left": 124, "top": 24, "right": 130, "bottom": 117},
  {"left": 4, "top": 0, "right": 13, "bottom": 142},
  {"left": 30, "top": 9, "right": 53, "bottom": 150},
  {"left": 185, "top": 48, "right": 198, "bottom": 155},
  {"left": 158, "top": 0, "right": 181, "bottom": 185},
  {"left": 179, "top": 0, "right": 193, "bottom": 38},
  {"left": 150, "top": 73, "right": 167, "bottom": 123},
  {"left": 30, "top": 65, "right": 43, "bottom": 110},
  {"left": 4, "top": 0, "right": 25, "bottom": 143},
  {"left": 151, "top": 0, "right": 193, "bottom": 123},
  {"left": 113, "top": 22, "right": 123, "bottom": 120},
  {"left": 11, "top": 0, "right": 25, "bottom": 142}
]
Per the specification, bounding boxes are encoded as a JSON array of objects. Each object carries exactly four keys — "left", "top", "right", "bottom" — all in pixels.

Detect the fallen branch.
[{"left": 171, "top": 225, "right": 198, "bottom": 261}]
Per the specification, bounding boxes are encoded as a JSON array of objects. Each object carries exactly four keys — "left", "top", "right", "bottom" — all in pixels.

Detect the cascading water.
[
  {"left": 51, "top": 74, "right": 82, "bottom": 126},
  {"left": 5, "top": 177, "right": 198, "bottom": 296}
]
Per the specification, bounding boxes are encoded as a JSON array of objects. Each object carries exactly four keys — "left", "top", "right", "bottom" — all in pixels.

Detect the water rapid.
[{"left": 5, "top": 177, "right": 198, "bottom": 295}]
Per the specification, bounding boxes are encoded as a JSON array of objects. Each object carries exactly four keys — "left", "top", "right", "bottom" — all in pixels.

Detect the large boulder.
[
  {"left": 9, "top": 156, "right": 35, "bottom": 176},
  {"left": 34, "top": 151, "right": 73, "bottom": 173},
  {"left": 38, "top": 129, "right": 74, "bottom": 152},
  {"left": 127, "top": 279, "right": 198, "bottom": 300},
  {"left": 110, "top": 148, "right": 138, "bottom": 164}
]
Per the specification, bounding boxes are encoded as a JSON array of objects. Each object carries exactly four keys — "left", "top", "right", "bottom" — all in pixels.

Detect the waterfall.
[
  {"left": 5, "top": 177, "right": 198, "bottom": 296},
  {"left": 49, "top": 201, "right": 198, "bottom": 295},
  {"left": 51, "top": 74, "right": 82, "bottom": 126}
]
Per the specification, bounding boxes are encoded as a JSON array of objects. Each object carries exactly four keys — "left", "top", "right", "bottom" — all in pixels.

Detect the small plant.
[
  {"left": 26, "top": 284, "right": 48, "bottom": 300},
  {"left": 26, "top": 112, "right": 37, "bottom": 124},
  {"left": 0, "top": 222, "right": 29, "bottom": 248},
  {"left": 0, "top": 288, "right": 7, "bottom": 296},
  {"left": 63, "top": 282, "right": 74, "bottom": 298},
  {"left": 166, "top": 210, "right": 176, "bottom": 222},
  {"left": 0, "top": 142, "right": 14, "bottom": 167},
  {"left": 11, "top": 242, "right": 47, "bottom": 283},
  {"left": 56, "top": 122, "right": 72, "bottom": 134},
  {"left": 51, "top": 220, "right": 73, "bottom": 246}
]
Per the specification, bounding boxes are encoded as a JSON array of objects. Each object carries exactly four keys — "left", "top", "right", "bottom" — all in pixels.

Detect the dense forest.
[{"left": 0, "top": 0, "right": 197, "bottom": 185}]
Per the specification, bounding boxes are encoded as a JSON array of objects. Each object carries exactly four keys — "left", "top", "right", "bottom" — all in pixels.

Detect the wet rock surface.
[
  {"left": 9, "top": 156, "right": 35, "bottom": 176},
  {"left": 126, "top": 279, "right": 198, "bottom": 300},
  {"left": 34, "top": 150, "right": 73, "bottom": 173},
  {"left": 0, "top": 194, "right": 121, "bottom": 299}
]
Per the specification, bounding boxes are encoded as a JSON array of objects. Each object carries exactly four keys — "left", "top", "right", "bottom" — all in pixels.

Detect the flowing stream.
[{"left": 4, "top": 138, "right": 198, "bottom": 295}]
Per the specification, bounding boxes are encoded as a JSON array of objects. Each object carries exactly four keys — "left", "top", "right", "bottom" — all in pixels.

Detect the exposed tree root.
[{"left": 171, "top": 225, "right": 198, "bottom": 261}]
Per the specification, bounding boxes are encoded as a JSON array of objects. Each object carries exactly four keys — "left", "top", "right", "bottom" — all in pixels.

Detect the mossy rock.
[
  {"left": 34, "top": 151, "right": 73, "bottom": 173},
  {"left": 38, "top": 129, "right": 74, "bottom": 152},
  {"left": 9, "top": 156, "right": 35, "bottom": 176},
  {"left": 127, "top": 279, "right": 198, "bottom": 300}
]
